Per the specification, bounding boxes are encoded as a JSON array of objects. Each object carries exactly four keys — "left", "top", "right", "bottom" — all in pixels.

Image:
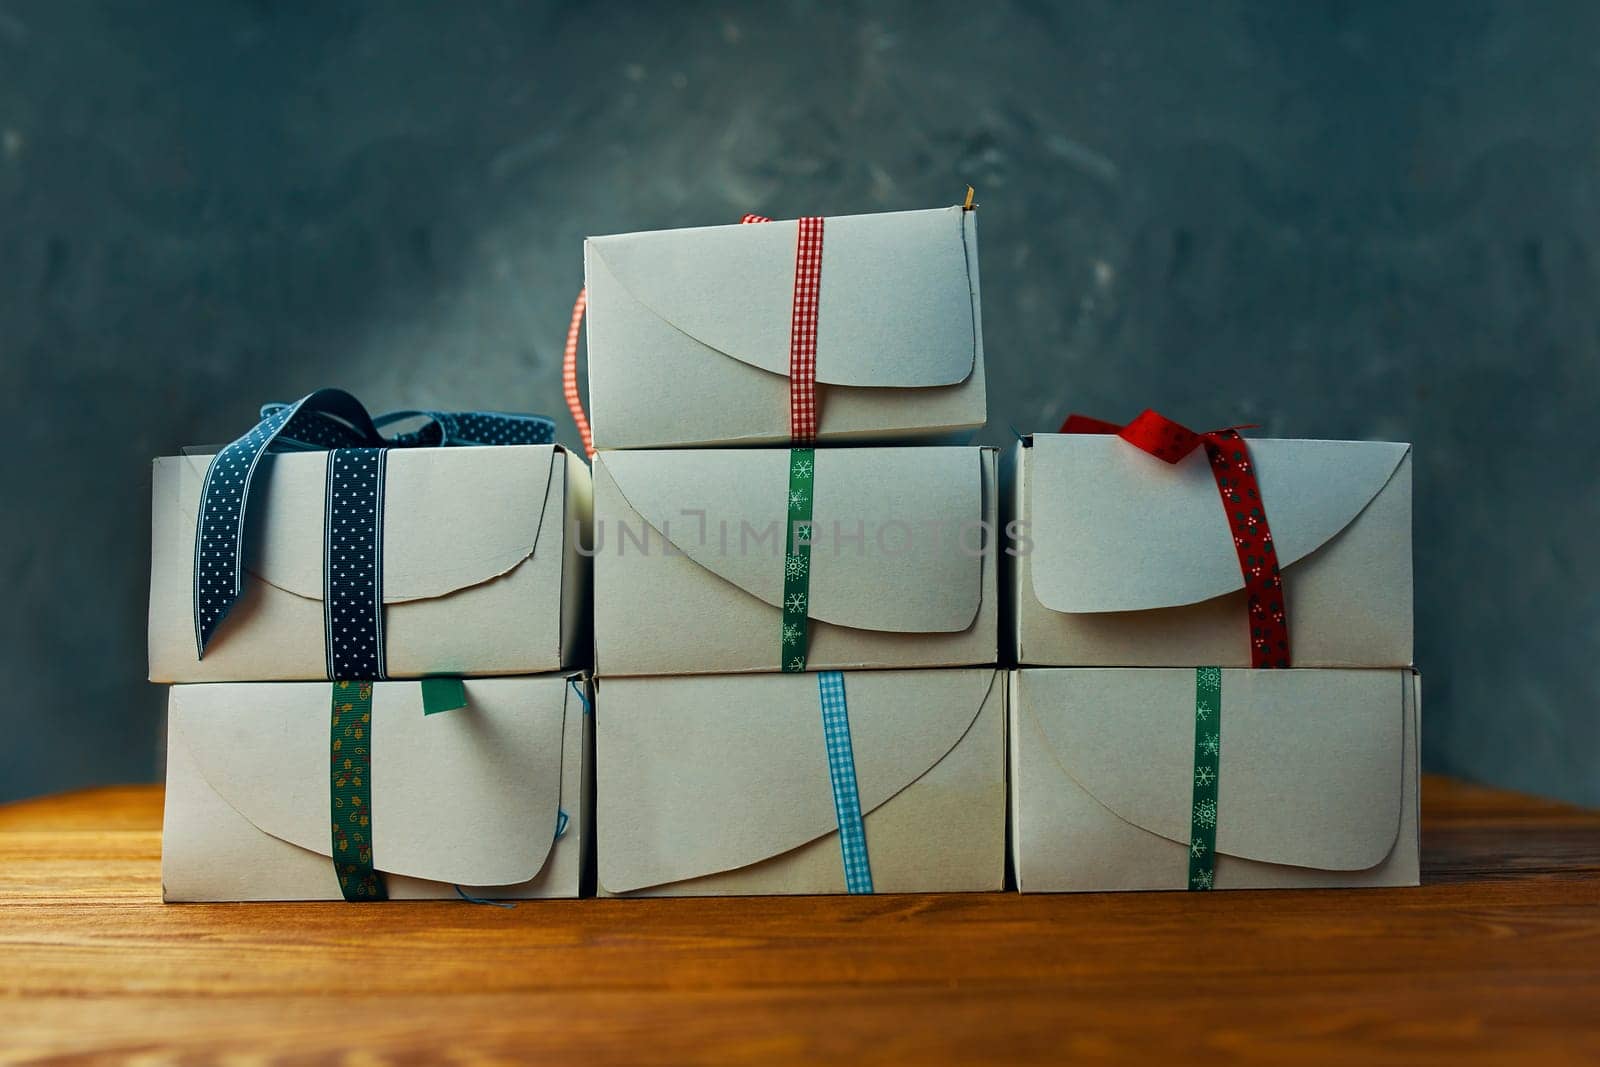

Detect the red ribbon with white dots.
[{"left": 1059, "top": 410, "right": 1291, "bottom": 668}]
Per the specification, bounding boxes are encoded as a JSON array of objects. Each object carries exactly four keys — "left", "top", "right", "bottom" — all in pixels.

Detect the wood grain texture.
[{"left": 1, "top": 777, "right": 1597, "bottom": 1065}]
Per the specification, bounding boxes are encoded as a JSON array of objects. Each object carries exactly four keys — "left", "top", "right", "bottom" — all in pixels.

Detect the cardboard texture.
[
  {"left": 148, "top": 445, "right": 592, "bottom": 682},
  {"left": 583, "top": 206, "right": 987, "bottom": 448},
  {"left": 162, "top": 675, "right": 592, "bottom": 901},
  {"left": 1006, "top": 435, "right": 1414, "bottom": 667},
  {"left": 597, "top": 668, "right": 1006, "bottom": 896},
  {"left": 1009, "top": 667, "right": 1421, "bottom": 892},
  {"left": 592, "top": 447, "right": 998, "bottom": 675}
]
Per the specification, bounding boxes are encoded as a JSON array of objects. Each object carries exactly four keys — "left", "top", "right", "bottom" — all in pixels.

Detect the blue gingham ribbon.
[
  {"left": 193, "top": 388, "right": 555, "bottom": 661},
  {"left": 817, "top": 671, "right": 873, "bottom": 894}
]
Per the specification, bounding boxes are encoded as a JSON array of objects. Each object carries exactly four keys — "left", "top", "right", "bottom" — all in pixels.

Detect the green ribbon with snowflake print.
[
  {"left": 780, "top": 448, "right": 816, "bottom": 672},
  {"left": 1187, "top": 666, "right": 1223, "bottom": 891}
]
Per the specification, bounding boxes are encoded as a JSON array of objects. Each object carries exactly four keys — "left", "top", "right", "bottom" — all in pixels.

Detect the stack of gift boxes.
[
  {"left": 1005, "top": 419, "right": 1419, "bottom": 890},
  {"left": 584, "top": 206, "right": 1007, "bottom": 894},
  {"left": 149, "top": 200, "right": 1418, "bottom": 901},
  {"left": 148, "top": 401, "right": 594, "bottom": 900}
]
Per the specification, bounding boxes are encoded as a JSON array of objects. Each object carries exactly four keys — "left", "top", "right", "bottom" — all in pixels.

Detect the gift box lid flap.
[
  {"left": 1021, "top": 668, "right": 1406, "bottom": 871},
  {"left": 1028, "top": 435, "right": 1410, "bottom": 613},
  {"left": 599, "top": 669, "right": 997, "bottom": 893},
  {"left": 585, "top": 205, "right": 976, "bottom": 388},
  {"left": 177, "top": 444, "right": 563, "bottom": 604},
  {"left": 600, "top": 447, "right": 985, "bottom": 634},
  {"left": 169, "top": 678, "right": 572, "bottom": 887}
]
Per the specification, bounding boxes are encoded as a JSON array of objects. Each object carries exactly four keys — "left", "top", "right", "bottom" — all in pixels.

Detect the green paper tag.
[
  {"left": 780, "top": 448, "right": 816, "bottom": 672},
  {"left": 331, "top": 680, "right": 386, "bottom": 901},
  {"left": 421, "top": 676, "right": 468, "bottom": 716},
  {"left": 1187, "top": 667, "right": 1222, "bottom": 891}
]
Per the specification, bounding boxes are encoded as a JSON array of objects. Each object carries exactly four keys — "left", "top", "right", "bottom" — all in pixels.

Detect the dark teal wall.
[{"left": 1, "top": 1, "right": 1595, "bottom": 804}]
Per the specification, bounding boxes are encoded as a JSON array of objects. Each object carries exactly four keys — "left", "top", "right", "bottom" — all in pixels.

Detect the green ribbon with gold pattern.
[
  {"left": 331, "top": 680, "right": 386, "bottom": 901},
  {"left": 780, "top": 448, "right": 816, "bottom": 672},
  {"left": 1187, "top": 666, "right": 1222, "bottom": 891}
]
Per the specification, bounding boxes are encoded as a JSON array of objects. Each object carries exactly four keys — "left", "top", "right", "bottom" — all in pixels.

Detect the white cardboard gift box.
[
  {"left": 1009, "top": 668, "right": 1420, "bottom": 892},
  {"left": 149, "top": 444, "right": 592, "bottom": 682},
  {"left": 592, "top": 446, "right": 998, "bottom": 676},
  {"left": 596, "top": 668, "right": 1006, "bottom": 896},
  {"left": 1006, "top": 435, "right": 1413, "bottom": 667},
  {"left": 583, "top": 205, "right": 987, "bottom": 449},
  {"left": 161, "top": 675, "right": 591, "bottom": 902}
]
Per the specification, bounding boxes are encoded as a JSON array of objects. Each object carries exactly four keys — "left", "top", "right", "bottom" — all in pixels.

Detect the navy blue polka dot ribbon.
[
  {"left": 324, "top": 448, "right": 388, "bottom": 681},
  {"left": 193, "top": 388, "right": 556, "bottom": 662}
]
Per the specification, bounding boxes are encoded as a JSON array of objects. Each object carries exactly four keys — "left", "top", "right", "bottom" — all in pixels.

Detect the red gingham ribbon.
[
  {"left": 784, "top": 217, "right": 822, "bottom": 443},
  {"left": 740, "top": 213, "right": 822, "bottom": 441},
  {"left": 1060, "top": 410, "right": 1291, "bottom": 668},
  {"left": 563, "top": 213, "right": 824, "bottom": 452}
]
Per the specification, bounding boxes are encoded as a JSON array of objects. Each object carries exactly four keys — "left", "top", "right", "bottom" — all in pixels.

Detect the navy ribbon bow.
[{"left": 193, "top": 388, "right": 556, "bottom": 662}]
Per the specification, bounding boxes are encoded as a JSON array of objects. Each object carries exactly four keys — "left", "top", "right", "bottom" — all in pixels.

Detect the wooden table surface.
[{"left": 1, "top": 777, "right": 1597, "bottom": 1065}]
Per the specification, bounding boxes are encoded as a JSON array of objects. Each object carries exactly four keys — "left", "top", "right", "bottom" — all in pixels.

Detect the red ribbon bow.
[{"left": 1059, "top": 409, "right": 1291, "bottom": 668}]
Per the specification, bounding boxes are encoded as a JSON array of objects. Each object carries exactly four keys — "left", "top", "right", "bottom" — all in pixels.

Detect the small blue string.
[
  {"left": 454, "top": 885, "right": 517, "bottom": 908},
  {"left": 567, "top": 676, "right": 592, "bottom": 715},
  {"left": 452, "top": 808, "right": 569, "bottom": 908}
]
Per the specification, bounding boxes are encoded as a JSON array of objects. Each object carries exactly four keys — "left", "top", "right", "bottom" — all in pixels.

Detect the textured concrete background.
[{"left": 1, "top": 1, "right": 1595, "bottom": 804}]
